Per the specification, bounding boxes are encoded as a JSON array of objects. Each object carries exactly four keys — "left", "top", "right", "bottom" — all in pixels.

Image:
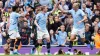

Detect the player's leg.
[
  {"left": 69, "top": 28, "right": 77, "bottom": 48},
  {"left": 37, "top": 39, "right": 42, "bottom": 54},
  {"left": 35, "top": 30, "right": 43, "bottom": 54},
  {"left": 8, "top": 31, "right": 16, "bottom": 55},
  {"left": 31, "top": 40, "right": 39, "bottom": 54},
  {"left": 10, "top": 39, "right": 15, "bottom": 54},
  {"left": 79, "top": 28, "right": 94, "bottom": 50},
  {"left": 45, "top": 37, "right": 51, "bottom": 54},
  {"left": 13, "top": 32, "right": 21, "bottom": 54},
  {"left": 44, "top": 31, "right": 51, "bottom": 54},
  {"left": 31, "top": 33, "right": 39, "bottom": 54}
]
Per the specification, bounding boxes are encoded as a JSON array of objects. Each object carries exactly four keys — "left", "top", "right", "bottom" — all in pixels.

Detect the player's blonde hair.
[{"left": 73, "top": 3, "right": 80, "bottom": 8}]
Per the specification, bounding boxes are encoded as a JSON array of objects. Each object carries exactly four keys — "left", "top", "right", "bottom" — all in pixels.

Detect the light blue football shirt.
[
  {"left": 9, "top": 12, "right": 21, "bottom": 31},
  {"left": 69, "top": 9, "right": 85, "bottom": 29},
  {"left": 36, "top": 12, "right": 50, "bottom": 31}
]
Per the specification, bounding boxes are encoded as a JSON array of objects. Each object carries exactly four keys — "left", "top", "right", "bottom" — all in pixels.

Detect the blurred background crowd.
[{"left": 0, "top": 0, "right": 100, "bottom": 46}]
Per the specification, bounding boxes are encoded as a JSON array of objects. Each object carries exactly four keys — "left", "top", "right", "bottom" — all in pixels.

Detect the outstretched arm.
[{"left": 49, "top": 1, "right": 61, "bottom": 13}]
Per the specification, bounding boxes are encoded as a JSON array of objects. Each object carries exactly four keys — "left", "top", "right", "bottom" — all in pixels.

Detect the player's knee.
[
  {"left": 15, "top": 39, "right": 21, "bottom": 45},
  {"left": 38, "top": 39, "right": 42, "bottom": 44},
  {"left": 10, "top": 39, "right": 15, "bottom": 47},
  {"left": 46, "top": 38, "right": 50, "bottom": 43},
  {"left": 4, "top": 47, "right": 8, "bottom": 50}
]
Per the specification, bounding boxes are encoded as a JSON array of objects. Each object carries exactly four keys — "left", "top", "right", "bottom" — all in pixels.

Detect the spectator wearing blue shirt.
[
  {"left": 56, "top": 25, "right": 68, "bottom": 46},
  {"left": 82, "top": 4, "right": 92, "bottom": 19},
  {"left": 9, "top": 0, "right": 15, "bottom": 6}
]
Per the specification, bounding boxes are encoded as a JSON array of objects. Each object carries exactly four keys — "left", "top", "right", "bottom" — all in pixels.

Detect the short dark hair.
[
  {"left": 41, "top": 6, "right": 47, "bottom": 11},
  {"left": 58, "top": 48, "right": 63, "bottom": 54},
  {"left": 73, "top": 49, "right": 77, "bottom": 52},
  {"left": 12, "top": 6, "right": 19, "bottom": 11}
]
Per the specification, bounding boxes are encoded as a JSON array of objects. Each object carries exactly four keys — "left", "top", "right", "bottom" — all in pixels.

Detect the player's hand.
[{"left": 77, "top": 21, "right": 82, "bottom": 24}]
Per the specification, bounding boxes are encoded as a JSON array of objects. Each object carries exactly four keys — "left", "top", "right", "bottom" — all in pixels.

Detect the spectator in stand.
[
  {"left": 0, "top": 1, "right": 4, "bottom": 22},
  {"left": 94, "top": 1, "right": 100, "bottom": 10},
  {"left": 9, "top": 0, "right": 15, "bottom": 6},
  {"left": 92, "top": 17, "right": 100, "bottom": 35},
  {"left": 56, "top": 25, "right": 68, "bottom": 46},
  {"left": 0, "top": 1, "right": 3, "bottom": 8},
  {"left": 47, "top": 14, "right": 54, "bottom": 32},
  {"left": 23, "top": 21, "right": 31, "bottom": 36},
  {"left": 93, "top": 27, "right": 100, "bottom": 49},
  {"left": 91, "top": 9, "right": 100, "bottom": 22},
  {"left": 85, "top": 0, "right": 93, "bottom": 10},
  {"left": 49, "top": 29, "right": 58, "bottom": 45},
  {"left": 53, "top": 15, "right": 62, "bottom": 32},
  {"left": 64, "top": 12, "right": 73, "bottom": 33},
  {"left": 0, "top": 16, "right": 8, "bottom": 45},
  {"left": 58, "top": 0, "right": 69, "bottom": 11},
  {"left": 18, "top": 16, "right": 25, "bottom": 32},
  {"left": 20, "top": 27, "right": 30, "bottom": 45},
  {"left": 5, "top": 0, "right": 12, "bottom": 8},
  {"left": 85, "top": 23, "right": 93, "bottom": 47},
  {"left": 39, "top": 0, "right": 53, "bottom": 11},
  {"left": 82, "top": 3, "right": 93, "bottom": 19}
]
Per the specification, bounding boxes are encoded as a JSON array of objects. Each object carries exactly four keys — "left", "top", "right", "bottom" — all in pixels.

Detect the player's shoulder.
[
  {"left": 10, "top": 12, "right": 16, "bottom": 15},
  {"left": 36, "top": 12, "right": 42, "bottom": 16},
  {"left": 78, "top": 9, "right": 83, "bottom": 12}
]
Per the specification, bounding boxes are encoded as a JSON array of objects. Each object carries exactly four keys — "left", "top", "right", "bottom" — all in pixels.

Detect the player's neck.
[
  {"left": 42, "top": 11, "right": 46, "bottom": 14},
  {"left": 75, "top": 9, "right": 78, "bottom": 12}
]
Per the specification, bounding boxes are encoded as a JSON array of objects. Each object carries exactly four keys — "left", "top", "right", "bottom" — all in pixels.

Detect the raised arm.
[{"left": 49, "top": 1, "right": 61, "bottom": 13}]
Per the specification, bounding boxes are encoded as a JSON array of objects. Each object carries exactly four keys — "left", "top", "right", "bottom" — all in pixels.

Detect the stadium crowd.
[{"left": 0, "top": 0, "right": 99, "bottom": 55}]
